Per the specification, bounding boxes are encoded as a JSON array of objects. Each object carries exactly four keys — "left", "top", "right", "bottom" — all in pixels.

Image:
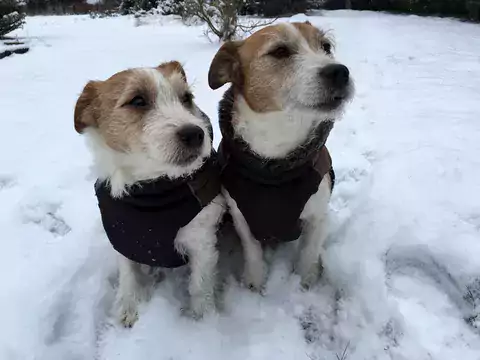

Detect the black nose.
[
  {"left": 177, "top": 125, "right": 205, "bottom": 148},
  {"left": 320, "top": 64, "right": 350, "bottom": 88}
]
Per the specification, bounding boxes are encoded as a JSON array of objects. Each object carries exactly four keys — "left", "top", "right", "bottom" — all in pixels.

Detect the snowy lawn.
[{"left": 1, "top": 10, "right": 480, "bottom": 360}]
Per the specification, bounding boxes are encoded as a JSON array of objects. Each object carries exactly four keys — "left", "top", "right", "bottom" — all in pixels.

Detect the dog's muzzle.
[{"left": 316, "top": 64, "right": 353, "bottom": 111}]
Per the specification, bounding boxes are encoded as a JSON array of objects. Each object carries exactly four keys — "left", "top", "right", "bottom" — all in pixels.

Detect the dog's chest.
[
  {"left": 218, "top": 143, "right": 333, "bottom": 244},
  {"left": 95, "top": 158, "right": 221, "bottom": 268},
  {"left": 95, "top": 182, "right": 201, "bottom": 267}
]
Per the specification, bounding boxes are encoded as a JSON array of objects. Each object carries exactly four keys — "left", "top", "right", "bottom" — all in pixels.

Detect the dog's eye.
[
  {"left": 126, "top": 95, "right": 147, "bottom": 107},
  {"left": 268, "top": 45, "right": 292, "bottom": 59},
  {"left": 321, "top": 42, "right": 332, "bottom": 55},
  {"left": 181, "top": 92, "right": 194, "bottom": 106}
]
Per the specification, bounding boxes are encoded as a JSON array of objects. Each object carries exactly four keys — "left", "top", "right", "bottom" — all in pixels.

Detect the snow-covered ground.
[{"left": 1, "top": 10, "right": 480, "bottom": 360}]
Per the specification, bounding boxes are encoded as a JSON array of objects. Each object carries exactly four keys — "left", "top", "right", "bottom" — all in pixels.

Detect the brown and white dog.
[
  {"left": 74, "top": 62, "right": 225, "bottom": 327},
  {"left": 208, "top": 22, "right": 354, "bottom": 290}
]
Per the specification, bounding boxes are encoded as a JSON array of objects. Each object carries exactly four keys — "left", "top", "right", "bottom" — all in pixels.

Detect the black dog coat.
[
  {"left": 218, "top": 87, "right": 335, "bottom": 245},
  {"left": 95, "top": 155, "right": 221, "bottom": 268}
]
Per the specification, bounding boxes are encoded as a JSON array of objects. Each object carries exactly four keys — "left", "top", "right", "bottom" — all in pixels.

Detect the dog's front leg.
[
  {"left": 296, "top": 175, "right": 332, "bottom": 289},
  {"left": 116, "top": 254, "right": 152, "bottom": 327},
  {"left": 296, "top": 216, "right": 329, "bottom": 289},
  {"left": 176, "top": 198, "right": 224, "bottom": 318},
  {"left": 177, "top": 232, "right": 218, "bottom": 318},
  {"left": 224, "top": 190, "right": 266, "bottom": 292},
  {"left": 236, "top": 218, "right": 265, "bottom": 292}
]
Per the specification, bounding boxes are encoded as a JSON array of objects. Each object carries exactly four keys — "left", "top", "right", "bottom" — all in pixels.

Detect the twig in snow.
[{"left": 336, "top": 341, "right": 350, "bottom": 360}]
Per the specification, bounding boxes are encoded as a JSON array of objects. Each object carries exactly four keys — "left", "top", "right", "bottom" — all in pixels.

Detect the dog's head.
[
  {"left": 75, "top": 62, "right": 212, "bottom": 193},
  {"left": 209, "top": 21, "right": 353, "bottom": 117}
]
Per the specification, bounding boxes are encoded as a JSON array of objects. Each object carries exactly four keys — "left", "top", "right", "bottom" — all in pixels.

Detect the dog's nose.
[
  {"left": 177, "top": 125, "right": 205, "bottom": 148},
  {"left": 320, "top": 64, "right": 350, "bottom": 88}
]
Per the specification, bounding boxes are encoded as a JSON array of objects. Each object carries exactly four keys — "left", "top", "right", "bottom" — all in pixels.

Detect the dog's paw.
[
  {"left": 185, "top": 294, "right": 216, "bottom": 320},
  {"left": 181, "top": 307, "right": 204, "bottom": 321},
  {"left": 243, "top": 276, "right": 264, "bottom": 292},
  {"left": 117, "top": 300, "right": 139, "bottom": 328},
  {"left": 116, "top": 296, "right": 141, "bottom": 328},
  {"left": 298, "top": 261, "right": 323, "bottom": 291},
  {"left": 243, "top": 263, "right": 266, "bottom": 293},
  {"left": 119, "top": 308, "right": 138, "bottom": 328},
  {"left": 300, "top": 277, "right": 316, "bottom": 291},
  {"left": 246, "top": 282, "right": 267, "bottom": 296}
]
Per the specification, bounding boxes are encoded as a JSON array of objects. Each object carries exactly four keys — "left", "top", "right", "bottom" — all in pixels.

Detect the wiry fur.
[
  {"left": 209, "top": 22, "right": 354, "bottom": 289},
  {"left": 231, "top": 22, "right": 353, "bottom": 160},
  {"left": 83, "top": 69, "right": 213, "bottom": 198},
  {"left": 233, "top": 96, "right": 335, "bottom": 159},
  {"left": 75, "top": 63, "right": 225, "bottom": 326}
]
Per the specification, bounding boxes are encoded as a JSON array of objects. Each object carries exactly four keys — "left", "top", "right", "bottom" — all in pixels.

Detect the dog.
[
  {"left": 74, "top": 61, "right": 225, "bottom": 327},
  {"left": 208, "top": 21, "right": 354, "bottom": 290}
]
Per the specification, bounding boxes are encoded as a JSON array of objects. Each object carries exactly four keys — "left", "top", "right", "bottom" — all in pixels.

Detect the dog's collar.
[
  {"left": 218, "top": 87, "right": 334, "bottom": 184},
  {"left": 96, "top": 154, "right": 219, "bottom": 208}
]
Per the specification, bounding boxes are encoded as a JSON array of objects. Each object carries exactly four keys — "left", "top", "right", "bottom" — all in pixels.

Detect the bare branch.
[
  {"left": 182, "top": 0, "right": 274, "bottom": 41},
  {"left": 236, "top": 16, "right": 278, "bottom": 37},
  {"left": 336, "top": 341, "right": 350, "bottom": 360}
]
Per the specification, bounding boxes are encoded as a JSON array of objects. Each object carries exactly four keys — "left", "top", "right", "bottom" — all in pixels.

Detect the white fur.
[
  {"left": 295, "top": 174, "right": 332, "bottom": 288},
  {"left": 233, "top": 96, "right": 330, "bottom": 159},
  {"left": 116, "top": 253, "right": 154, "bottom": 327},
  {"left": 175, "top": 194, "right": 225, "bottom": 316},
  {"left": 223, "top": 189, "right": 266, "bottom": 290},
  {"left": 83, "top": 67, "right": 225, "bottom": 326}
]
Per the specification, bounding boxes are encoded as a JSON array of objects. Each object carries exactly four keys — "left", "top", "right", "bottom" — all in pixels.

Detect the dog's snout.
[
  {"left": 320, "top": 64, "right": 350, "bottom": 88},
  {"left": 177, "top": 125, "right": 205, "bottom": 148}
]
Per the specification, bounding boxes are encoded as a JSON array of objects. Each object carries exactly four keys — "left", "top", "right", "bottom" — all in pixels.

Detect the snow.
[{"left": 1, "top": 10, "right": 480, "bottom": 360}]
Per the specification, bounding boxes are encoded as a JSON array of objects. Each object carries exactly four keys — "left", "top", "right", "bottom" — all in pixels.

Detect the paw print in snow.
[
  {"left": 22, "top": 202, "right": 71, "bottom": 237},
  {"left": 0, "top": 175, "right": 16, "bottom": 190}
]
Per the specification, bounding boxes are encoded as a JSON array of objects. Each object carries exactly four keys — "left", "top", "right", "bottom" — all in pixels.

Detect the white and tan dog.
[
  {"left": 209, "top": 22, "right": 354, "bottom": 290},
  {"left": 74, "top": 62, "right": 225, "bottom": 327}
]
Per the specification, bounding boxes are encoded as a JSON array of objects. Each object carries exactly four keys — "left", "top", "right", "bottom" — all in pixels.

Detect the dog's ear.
[
  {"left": 208, "top": 41, "right": 244, "bottom": 90},
  {"left": 158, "top": 61, "right": 187, "bottom": 82},
  {"left": 74, "top": 81, "right": 101, "bottom": 134}
]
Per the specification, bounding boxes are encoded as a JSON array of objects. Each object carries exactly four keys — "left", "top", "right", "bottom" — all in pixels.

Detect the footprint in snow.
[
  {"left": 42, "top": 257, "right": 116, "bottom": 359},
  {"left": 0, "top": 175, "right": 16, "bottom": 190},
  {"left": 297, "top": 288, "right": 342, "bottom": 350},
  {"left": 385, "top": 245, "right": 480, "bottom": 333},
  {"left": 329, "top": 154, "right": 372, "bottom": 220},
  {"left": 21, "top": 202, "right": 71, "bottom": 236},
  {"left": 462, "top": 212, "right": 480, "bottom": 231}
]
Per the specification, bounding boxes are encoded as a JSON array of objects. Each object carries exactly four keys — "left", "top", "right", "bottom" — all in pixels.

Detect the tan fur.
[
  {"left": 74, "top": 63, "right": 190, "bottom": 152},
  {"left": 74, "top": 80, "right": 101, "bottom": 133},
  {"left": 208, "top": 21, "right": 332, "bottom": 112},
  {"left": 208, "top": 42, "right": 243, "bottom": 90},
  {"left": 291, "top": 22, "right": 327, "bottom": 50},
  {"left": 158, "top": 60, "right": 187, "bottom": 81}
]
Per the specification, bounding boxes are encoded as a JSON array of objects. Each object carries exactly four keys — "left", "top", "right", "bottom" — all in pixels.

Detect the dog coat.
[
  {"left": 218, "top": 87, "right": 335, "bottom": 244},
  {"left": 95, "top": 155, "right": 221, "bottom": 268}
]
